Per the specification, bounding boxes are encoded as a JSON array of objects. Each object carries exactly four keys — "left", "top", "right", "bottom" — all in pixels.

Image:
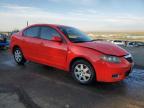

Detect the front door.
[{"left": 39, "top": 26, "right": 68, "bottom": 69}]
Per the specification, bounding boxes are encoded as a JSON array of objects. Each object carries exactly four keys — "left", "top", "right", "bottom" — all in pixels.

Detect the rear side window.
[
  {"left": 23, "top": 26, "right": 39, "bottom": 37},
  {"left": 40, "top": 26, "right": 61, "bottom": 40}
]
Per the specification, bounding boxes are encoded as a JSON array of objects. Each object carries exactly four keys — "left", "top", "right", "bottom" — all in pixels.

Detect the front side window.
[
  {"left": 59, "top": 26, "right": 92, "bottom": 43},
  {"left": 40, "top": 26, "right": 61, "bottom": 40},
  {"left": 23, "top": 26, "right": 39, "bottom": 37}
]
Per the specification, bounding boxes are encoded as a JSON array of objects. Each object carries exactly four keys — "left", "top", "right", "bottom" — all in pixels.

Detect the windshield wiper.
[
  {"left": 91, "top": 39, "right": 99, "bottom": 41},
  {"left": 73, "top": 40, "right": 91, "bottom": 43}
]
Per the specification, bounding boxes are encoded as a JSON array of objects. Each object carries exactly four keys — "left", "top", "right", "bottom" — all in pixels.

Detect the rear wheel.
[
  {"left": 71, "top": 60, "right": 95, "bottom": 85},
  {"left": 13, "top": 47, "right": 26, "bottom": 65}
]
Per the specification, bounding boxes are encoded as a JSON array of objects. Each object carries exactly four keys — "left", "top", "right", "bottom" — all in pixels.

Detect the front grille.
[
  {"left": 125, "top": 57, "right": 133, "bottom": 63},
  {"left": 125, "top": 69, "right": 131, "bottom": 77},
  {"left": 124, "top": 54, "right": 133, "bottom": 63}
]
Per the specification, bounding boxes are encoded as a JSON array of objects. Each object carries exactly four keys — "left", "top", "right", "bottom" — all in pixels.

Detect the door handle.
[{"left": 40, "top": 42, "right": 45, "bottom": 46}]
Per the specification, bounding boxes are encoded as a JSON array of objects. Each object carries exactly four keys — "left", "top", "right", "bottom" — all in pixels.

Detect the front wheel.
[
  {"left": 13, "top": 47, "right": 26, "bottom": 65},
  {"left": 71, "top": 60, "right": 95, "bottom": 85}
]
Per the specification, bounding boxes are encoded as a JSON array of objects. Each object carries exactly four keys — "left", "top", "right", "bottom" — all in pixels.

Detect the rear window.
[{"left": 23, "top": 26, "right": 39, "bottom": 37}]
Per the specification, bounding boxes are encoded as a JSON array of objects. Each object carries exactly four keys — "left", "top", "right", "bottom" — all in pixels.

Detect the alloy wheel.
[
  {"left": 14, "top": 49, "right": 22, "bottom": 63},
  {"left": 74, "top": 64, "right": 91, "bottom": 83}
]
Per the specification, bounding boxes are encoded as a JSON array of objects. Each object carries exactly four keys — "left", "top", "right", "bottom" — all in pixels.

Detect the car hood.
[{"left": 76, "top": 41, "right": 128, "bottom": 56}]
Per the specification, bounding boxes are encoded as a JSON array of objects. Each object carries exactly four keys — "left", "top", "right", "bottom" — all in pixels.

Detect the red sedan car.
[{"left": 10, "top": 24, "right": 133, "bottom": 84}]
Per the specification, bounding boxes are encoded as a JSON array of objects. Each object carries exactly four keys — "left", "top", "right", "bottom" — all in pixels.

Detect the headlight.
[
  {"left": 124, "top": 53, "right": 132, "bottom": 59},
  {"left": 101, "top": 55, "right": 121, "bottom": 63}
]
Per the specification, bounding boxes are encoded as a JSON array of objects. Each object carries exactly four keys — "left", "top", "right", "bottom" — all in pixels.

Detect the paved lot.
[
  {"left": 0, "top": 93, "right": 25, "bottom": 108},
  {"left": 0, "top": 50, "right": 144, "bottom": 108},
  {"left": 123, "top": 46, "right": 144, "bottom": 68}
]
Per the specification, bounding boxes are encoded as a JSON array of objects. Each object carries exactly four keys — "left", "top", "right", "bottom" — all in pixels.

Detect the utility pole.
[{"left": 27, "top": 21, "right": 29, "bottom": 27}]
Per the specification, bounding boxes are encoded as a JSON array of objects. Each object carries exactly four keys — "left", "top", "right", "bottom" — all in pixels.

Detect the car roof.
[
  {"left": 28, "top": 24, "right": 67, "bottom": 28},
  {"left": 22, "top": 24, "right": 73, "bottom": 32}
]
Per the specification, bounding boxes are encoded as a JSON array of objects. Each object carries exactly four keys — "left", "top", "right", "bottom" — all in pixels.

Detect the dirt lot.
[{"left": 0, "top": 49, "right": 144, "bottom": 108}]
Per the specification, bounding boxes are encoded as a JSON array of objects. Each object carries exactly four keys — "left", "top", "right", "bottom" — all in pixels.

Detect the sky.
[{"left": 0, "top": 0, "right": 144, "bottom": 32}]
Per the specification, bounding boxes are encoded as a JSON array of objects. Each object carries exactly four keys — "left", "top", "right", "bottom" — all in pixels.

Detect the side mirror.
[{"left": 51, "top": 36, "right": 62, "bottom": 42}]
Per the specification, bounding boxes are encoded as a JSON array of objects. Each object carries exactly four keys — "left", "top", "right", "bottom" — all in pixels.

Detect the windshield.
[{"left": 59, "top": 26, "right": 93, "bottom": 43}]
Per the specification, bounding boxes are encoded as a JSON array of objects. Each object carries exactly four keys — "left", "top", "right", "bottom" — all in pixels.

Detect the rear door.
[
  {"left": 22, "top": 26, "right": 42, "bottom": 62},
  {"left": 39, "top": 26, "right": 68, "bottom": 69}
]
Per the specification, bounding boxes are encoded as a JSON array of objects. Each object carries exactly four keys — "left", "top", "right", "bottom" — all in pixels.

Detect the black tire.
[
  {"left": 71, "top": 60, "right": 95, "bottom": 85},
  {"left": 13, "top": 47, "right": 26, "bottom": 65}
]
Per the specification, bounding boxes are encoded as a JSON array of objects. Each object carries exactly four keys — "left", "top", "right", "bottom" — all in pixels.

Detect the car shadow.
[{"left": 28, "top": 62, "right": 130, "bottom": 96}]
